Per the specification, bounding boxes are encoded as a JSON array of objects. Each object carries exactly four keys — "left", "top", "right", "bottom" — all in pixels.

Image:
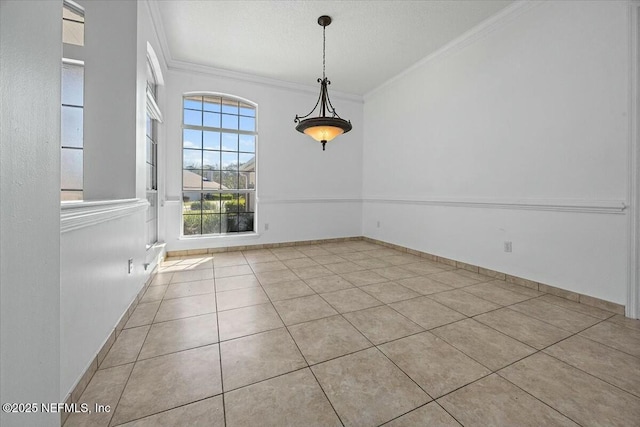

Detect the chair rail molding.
[{"left": 61, "top": 199, "right": 149, "bottom": 234}]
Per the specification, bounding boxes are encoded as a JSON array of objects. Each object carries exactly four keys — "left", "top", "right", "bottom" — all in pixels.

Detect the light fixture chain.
[{"left": 322, "top": 23, "right": 326, "bottom": 79}]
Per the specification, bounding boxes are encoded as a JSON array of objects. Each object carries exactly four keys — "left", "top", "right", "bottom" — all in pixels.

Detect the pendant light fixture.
[{"left": 294, "top": 15, "right": 352, "bottom": 151}]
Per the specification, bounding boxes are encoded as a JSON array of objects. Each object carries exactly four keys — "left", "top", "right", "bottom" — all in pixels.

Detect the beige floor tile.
[
  {"left": 211, "top": 253, "right": 248, "bottom": 267},
  {"left": 256, "top": 269, "right": 299, "bottom": 285},
  {"left": 249, "top": 260, "right": 288, "bottom": 273},
  {"left": 214, "top": 274, "right": 260, "bottom": 292},
  {"left": 124, "top": 301, "right": 160, "bottom": 329},
  {"left": 149, "top": 272, "right": 172, "bottom": 286},
  {"left": 321, "top": 288, "right": 383, "bottom": 313},
  {"left": 220, "top": 328, "right": 307, "bottom": 391},
  {"left": 273, "top": 294, "right": 338, "bottom": 325},
  {"left": 339, "top": 251, "right": 373, "bottom": 262},
  {"left": 428, "top": 289, "right": 501, "bottom": 316},
  {"left": 325, "top": 262, "right": 367, "bottom": 274},
  {"left": 354, "top": 257, "right": 396, "bottom": 269},
  {"left": 367, "top": 248, "right": 403, "bottom": 258},
  {"left": 312, "top": 254, "right": 347, "bottom": 265},
  {"left": 64, "top": 363, "right": 132, "bottom": 427},
  {"left": 428, "top": 270, "right": 483, "bottom": 288},
  {"left": 171, "top": 269, "right": 213, "bottom": 284},
  {"left": 360, "top": 282, "right": 420, "bottom": 304},
  {"left": 454, "top": 269, "right": 493, "bottom": 282},
  {"left": 154, "top": 293, "right": 216, "bottom": 323},
  {"left": 396, "top": 276, "right": 454, "bottom": 295},
  {"left": 272, "top": 249, "right": 306, "bottom": 261},
  {"left": 607, "top": 314, "right": 640, "bottom": 331},
  {"left": 390, "top": 296, "right": 466, "bottom": 330},
  {"left": 579, "top": 321, "right": 640, "bottom": 357},
  {"left": 474, "top": 308, "right": 571, "bottom": 349},
  {"left": 383, "top": 254, "right": 423, "bottom": 266},
  {"left": 499, "top": 353, "right": 640, "bottom": 427},
  {"left": 340, "top": 270, "right": 389, "bottom": 286},
  {"left": 371, "top": 266, "right": 418, "bottom": 280},
  {"left": 243, "top": 250, "right": 278, "bottom": 264},
  {"left": 323, "top": 245, "right": 357, "bottom": 255},
  {"left": 544, "top": 335, "right": 640, "bottom": 397},
  {"left": 138, "top": 313, "right": 218, "bottom": 360},
  {"left": 312, "top": 348, "right": 430, "bottom": 426},
  {"left": 289, "top": 315, "right": 372, "bottom": 364},
  {"left": 111, "top": 345, "right": 222, "bottom": 426},
  {"left": 539, "top": 294, "right": 615, "bottom": 320},
  {"left": 304, "top": 275, "right": 354, "bottom": 293},
  {"left": 297, "top": 247, "right": 332, "bottom": 257},
  {"left": 283, "top": 257, "right": 318, "bottom": 269},
  {"left": 117, "top": 396, "right": 224, "bottom": 427},
  {"left": 291, "top": 265, "right": 334, "bottom": 279},
  {"left": 163, "top": 279, "right": 214, "bottom": 300},
  {"left": 139, "top": 285, "right": 167, "bottom": 303},
  {"left": 490, "top": 280, "right": 544, "bottom": 298},
  {"left": 100, "top": 325, "right": 149, "bottom": 369},
  {"left": 510, "top": 298, "right": 602, "bottom": 333},
  {"left": 262, "top": 279, "right": 315, "bottom": 301},
  {"left": 402, "top": 262, "right": 449, "bottom": 276},
  {"left": 383, "top": 402, "right": 461, "bottom": 427},
  {"left": 216, "top": 286, "right": 269, "bottom": 312},
  {"left": 225, "top": 368, "right": 341, "bottom": 427},
  {"left": 379, "top": 332, "right": 490, "bottom": 398},
  {"left": 432, "top": 319, "right": 535, "bottom": 371},
  {"left": 439, "top": 374, "right": 578, "bottom": 427},
  {"left": 343, "top": 305, "right": 423, "bottom": 345},
  {"left": 214, "top": 264, "right": 253, "bottom": 278},
  {"left": 463, "top": 282, "right": 533, "bottom": 306},
  {"left": 218, "top": 303, "right": 284, "bottom": 341}
]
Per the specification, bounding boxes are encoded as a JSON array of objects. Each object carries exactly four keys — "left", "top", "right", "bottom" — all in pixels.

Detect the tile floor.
[{"left": 64, "top": 241, "right": 640, "bottom": 427}]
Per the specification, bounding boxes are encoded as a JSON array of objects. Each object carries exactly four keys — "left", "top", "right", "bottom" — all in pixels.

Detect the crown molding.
[
  {"left": 145, "top": 0, "right": 173, "bottom": 71},
  {"left": 364, "top": 0, "right": 543, "bottom": 100}
]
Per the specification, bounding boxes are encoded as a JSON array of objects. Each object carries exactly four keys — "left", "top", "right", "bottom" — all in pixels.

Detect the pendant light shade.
[{"left": 294, "top": 15, "right": 352, "bottom": 151}]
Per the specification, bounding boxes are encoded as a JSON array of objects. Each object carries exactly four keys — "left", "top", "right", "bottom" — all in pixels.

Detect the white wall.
[
  {"left": 163, "top": 69, "right": 364, "bottom": 251},
  {"left": 363, "top": 1, "right": 630, "bottom": 304},
  {"left": 0, "top": 1, "right": 62, "bottom": 426}
]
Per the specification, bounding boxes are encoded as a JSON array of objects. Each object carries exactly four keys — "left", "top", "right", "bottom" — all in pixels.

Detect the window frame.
[{"left": 180, "top": 92, "right": 258, "bottom": 237}]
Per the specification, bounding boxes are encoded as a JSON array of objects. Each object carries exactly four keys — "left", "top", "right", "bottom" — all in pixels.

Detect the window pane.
[
  {"left": 62, "top": 106, "right": 83, "bottom": 148},
  {"left": 239, "top": 116, "right": 255, "bottom": 132},
  {"left": 183, "top": 170, "right": 203, "bottom": 190},
  {"left": 62, "top": 63, "right": 83, "bottom": 106},
  {"left": 183, "top": 214, "right": 201, "bottom": 235},
  {"left": 203, "top": 96, "right": 221, "bottom": 112},
  {"left": 239, "top": 153, "right": 255, "bottom": 171},
  {"left": 238, "top": 213, "right": 255, "bottom": 232},
  {"left": 61, "top": 148, "right": 82, "bottom": 190},
  {"left": 238, "top": 172, "right": 256, "bottom": 190},
  {"left": 203, "top": 193, "right": 221, "bottom": 212},
  {"left": 202, "top": 171, "right": 221, "bottom": 191},
  {"left": 220, "top": 170, "right": 238, "bottom": 189},
  {"left": 221, "top": 99, "right": 238, "bottom": 114},
  {"left": 183, "top": 129, "right": 202, "bottom": 149},
  {"left": 202, "top": 150, "right": 220, "bottom": 170},
  {"left": 203, "top": 131, "right": 220, "bottom": 150},
  {"left": 61, "top": 190, "right": 83, "bottom": 201},
  {"left": 62, "top": 13, "right": 84, "bottom": 46},
  {"left": 204, "top": 112, "right": 221, "bottom": 128},
  {"left": 239, "top": 102, "right": 255, "bottom": 117},
  {"left": 221, "top": 114, "right": 238, "bottom": 130},
  {"left": 183, "top": 192, "right": 202, "bottom": 212},
  {"left": 222, "top": 152, "right": 238, "bottom": 170},
  {"left": 239, "top": 135, "right": 255, "bottom": 153},
  {"left": 203, "top": 214, "right": 221, "bottom": 234},
  {"left": 184, "top": 96, "right": 202, "bottom": 110},
  {"left": 244, "top": 192, "right": 256, "bottom": 212},
  {"left": 183, "top": 148, "right": 202, "bottom": 169},
  {"left": 221, "top": 133, "right": 238, "bottom": 151},
  {"left": 184, "top": 109, "right": 202, "bottom": 126}
]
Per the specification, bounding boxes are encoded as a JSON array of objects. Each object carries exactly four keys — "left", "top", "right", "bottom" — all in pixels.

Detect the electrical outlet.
[
  {"left": 128, "top": 258, "right": 134, "bottom": 274},
  {"left": 264, "top": 223, "right": 269, "bottom": 231},
  {"left": 504, "top": 241, "right": 512, "bottom": 253}
]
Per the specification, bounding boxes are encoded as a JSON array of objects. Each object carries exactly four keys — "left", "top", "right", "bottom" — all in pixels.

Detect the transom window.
[{"left": 182, "top": 94, "right": 257, "bottom": 235}]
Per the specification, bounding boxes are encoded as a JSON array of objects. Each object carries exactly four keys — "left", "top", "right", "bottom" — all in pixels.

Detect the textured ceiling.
[{"left": 154, "top": 0, "right": 513, "bottom": 96}]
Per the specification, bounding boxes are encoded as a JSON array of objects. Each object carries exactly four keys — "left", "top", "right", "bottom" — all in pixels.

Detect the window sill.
[{"left": 179, "top": 232, "right": 260, "bottom": 241}]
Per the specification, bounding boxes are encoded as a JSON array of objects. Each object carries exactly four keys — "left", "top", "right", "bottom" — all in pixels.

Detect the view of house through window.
[{"left": 182, "top": 94, "right": 256, "bottom": 235}]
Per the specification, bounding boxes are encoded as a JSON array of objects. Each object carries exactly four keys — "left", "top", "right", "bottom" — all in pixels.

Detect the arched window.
[{"left": 182, "top": 94, "right": 257, "bottom": 235}]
